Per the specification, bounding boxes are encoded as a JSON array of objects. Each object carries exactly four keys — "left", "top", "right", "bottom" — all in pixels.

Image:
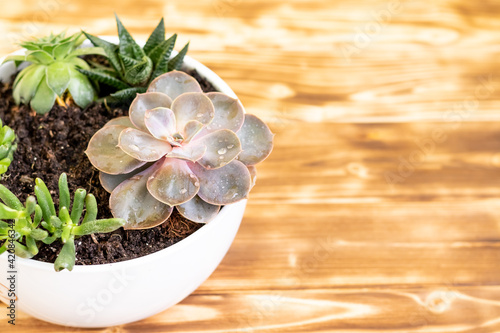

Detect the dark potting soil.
[{"left": 0, "top": 68, "right": 216, "bottom": 265}]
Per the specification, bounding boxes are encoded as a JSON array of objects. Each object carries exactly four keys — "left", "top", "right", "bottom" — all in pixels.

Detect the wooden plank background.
[{"left": 1, "top": 0, "right": 500, "bottom": 331}]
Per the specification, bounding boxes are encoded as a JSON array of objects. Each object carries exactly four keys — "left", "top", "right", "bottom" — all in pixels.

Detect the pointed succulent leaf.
[
  {"left": 176, "top": 195, "right": 220, "bottom": 223},
  {"left": 129, "top": 92, "right": 172, "bottom": 131},
  {"left": 77, "top": 68, "right": 130, "bottom": 90},
  {"left": 68, "top": 68, "right": 95, "bottom": 109},
  {"left": 144, "top": 107, "right": 176, "bottom": 140},
  {"left": 189, "top": 160, "right": 251, "bottom": 205},
  {"left": 54, "top": 238, "right": 75, "bottom": 272},
  {"left": 171, "top": 92, "right": 214, "bottom": 132},
  {"left": 118, "top": 127, "right": 172, "bottom": 162},
  {"left": 67, "top": 56, "right": 90, "bottom": 71},
  {"left": 52, "top": 39, "right": 75, "bottom": 60},
  {"left": 104, "top": 116, "right": 136, "bottom": 129},
  {"left": 70, "top": 47, "right": 107, "bottom": 57},
  {"left": 147, "top": 70, "right": 202, "bottom": 100},
  {"left": 46, "top": 62, "right": 71, "bottom": 96},
  {"left": 110, "top": 164, "right": 173, "bottom": 229},
  {"left": 166, "top": 42, "right": 189, "bottom": 72},
  {"left": 166, "top": 143, "right": 206, "bottom": 162},
  {"left": 26, "top": 50, "right": 53, "bottom": 65},
  {"left": 99, "top": 163, "right": 152, "bottom": 193},
  {"left": 123, "top": 56, "right": 153, "bottom": 86},
  {"left": 110, "top": 86, "right": 147, "bottom": 101},
  {"left": 86, "top": 125, "right": 146, "bottom": 175},
  {"left": 72, "top": 218, "right": 125, "bottom": 235},
  {"left": 147, "top": 158, "right": 200, "bottom": 206},
  {"left": 203, "top": 92, "right": 245, "bottom": 133},
  {"left": 237, "top": 114, "right": 274, "bottom": 166},
  {"left": 143, "top": 18, "right": 165, "bottom": 55},
  {"left": 82, "top": 32, "right": 121, "bottom": 74},
  {"left": 193, "top": 129, "right": 242, "bottom": 169},
  {"left": 119, "top": 53, "right": 140, "bottom": 69},
  {"left": 149, "top": 34, "right": 176, "bottom": 67},
  {"left": 115, "top": 14, "right": 144, "bottom": 59}
]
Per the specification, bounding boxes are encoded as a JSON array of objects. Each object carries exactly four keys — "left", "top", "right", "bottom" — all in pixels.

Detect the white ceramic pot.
[{"left": 0, "top": 38, "right": 247, "bottom": 328}]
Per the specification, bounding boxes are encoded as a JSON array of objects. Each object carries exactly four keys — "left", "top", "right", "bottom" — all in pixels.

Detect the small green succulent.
[
  {"left": 0, "top": 119, "right": 16, "bottom": 175},
  {"left": 3, "top": 31, "right": 106, "bottom": 114},
  {"left": 0, "top": 173, "right": 125, "bottom": 271},
  {"left": 80, "top": 15, "right": 189, "bottom": 102}
]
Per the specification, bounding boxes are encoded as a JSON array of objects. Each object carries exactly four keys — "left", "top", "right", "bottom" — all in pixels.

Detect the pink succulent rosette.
[{"left": 86, "top": 71, "right": 273, "bottom": 228}]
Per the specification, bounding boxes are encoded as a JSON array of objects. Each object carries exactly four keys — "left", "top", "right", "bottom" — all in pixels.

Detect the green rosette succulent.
[
  {"left": 80, "top": 15, "right": 189, "bottom": 102},
  {"left": 3, "top": 31, "right": 105, "bottom": 114},
  {"left": 86, "top": 71, "right": 273, "bottom": 229},
  {"left": 0, "top": 173, "right": 125, "bottom": 271},
  {"left": 0, "top": 119, "right": 17, "bottom": 175}
]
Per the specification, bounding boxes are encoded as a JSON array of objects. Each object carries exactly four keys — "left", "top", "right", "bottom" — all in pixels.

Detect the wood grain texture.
[{"left": 1, "top": 0, "right": 500, "bottom": 332}]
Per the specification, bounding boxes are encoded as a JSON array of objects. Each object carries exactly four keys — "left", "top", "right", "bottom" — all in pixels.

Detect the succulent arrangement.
[
  {"left": 0, "top": 119, "right": 17, "bottom": 176},
  {"left": 86, "top": 70, "right": 273, "bottom": 228},
  {"left": 0, "top": 15, "right": 273, "bottom": 272},
  {"left": 80, "top": 15, "right": 189, "bottom": 102},
  {"left": 0, "top": 174, "right": 125, "bottom": 271},
  {"left": 3, "top": 32, "right": 105, "bottom": 114}
]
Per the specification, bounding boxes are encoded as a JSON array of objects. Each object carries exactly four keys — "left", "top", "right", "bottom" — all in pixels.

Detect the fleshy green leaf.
[
  {"left": 72, "top": 218, "right": 125, "bottom": 235},
  {"left": 0, "top": 184, "right": 23, "bottom": 210},
  {"left": 30, "top": 75, "right": 57, "bottom": 114},
  {"left": 54, "top": 237, "right": 75, "bottom": 272},
  {"left": 70, "top": 188, "right": 86, "bottom": 223},
  {"left": 144, "top": 18, "right": 165, "bottom": 55},
  {"left": 236, "top": 114, "right": 274, "bottom": 166},
  {"left": 16, "top": 64, "right": 46, "bottom": 104},
  {"left": 123, "top": 55, "right": 153, "bottom": 86},
  {"left": 46, "top": 62, "right": 71, "bottom": 96},
  {"left": 30, "top": 228, "right": 48, "bottom": 241},
  {"left": 58, "top": 173, "right": 71, "bottom": 211},
  {"left": 34, "top": 178, "right": 56, "bottom": 220},
  {"left": 0, "top": 202, "right": 23, "bottom": 219},
  {"left": 68, "top": 68, "right": 95, "bottom": 109},
  {"left": 26, "top": 50, "right": 54, "bottom": 65},
  {"left": 85, "top": 125, "right": 146, "bottom": 175},
  {"left": 82, "top": 194, "right": 98, "bottom": 224}
]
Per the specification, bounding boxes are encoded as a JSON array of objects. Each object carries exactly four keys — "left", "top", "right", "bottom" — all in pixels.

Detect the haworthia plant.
[
  {"left": 86, "top": 71, "right": 274, "bottom": 229},
  {"left": 80, "top": 15, "right": 189, "bottom": 102},
  {"left": 0, "top": 118, "right": 17, "bottom": 175},
  {"left": 0, "top": 173, "right": 125, "bottom": 271},
  {"left": 3, "top": 32, "right": 106, "bottom": 114}
]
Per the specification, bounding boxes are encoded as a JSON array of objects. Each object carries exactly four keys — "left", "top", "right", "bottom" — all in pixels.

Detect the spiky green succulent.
[
  {"left": 86, "top": 71, "right": 273, "bottom": 229},
  {"left": 80, "top": 15, "right": 189, "bottom": 102},
  {"left": 0, "top": 173, "right": 125, "bottom": 271},
  {"left": 0, "top": 119, "right": 16, "bottom": 176},
  {"left": 3, "top": 31, "right": 105, "bottom": 114}
]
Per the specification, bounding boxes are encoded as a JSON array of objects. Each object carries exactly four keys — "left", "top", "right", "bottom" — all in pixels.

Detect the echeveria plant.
[
  {"left": 3, "top": 31, "right": 105, "bottom": 114},
  {"left": 0, "top": 119, "right": 17, "bottom": 175},
  {"left": 0, "top": 174, "right": 125, "bottom": 271},
  {"left": 80, "top": 15, "right": 189, "bottom": 102},
  {"left": 86, "top": 71, "right": 273, "bottom": 228}
]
